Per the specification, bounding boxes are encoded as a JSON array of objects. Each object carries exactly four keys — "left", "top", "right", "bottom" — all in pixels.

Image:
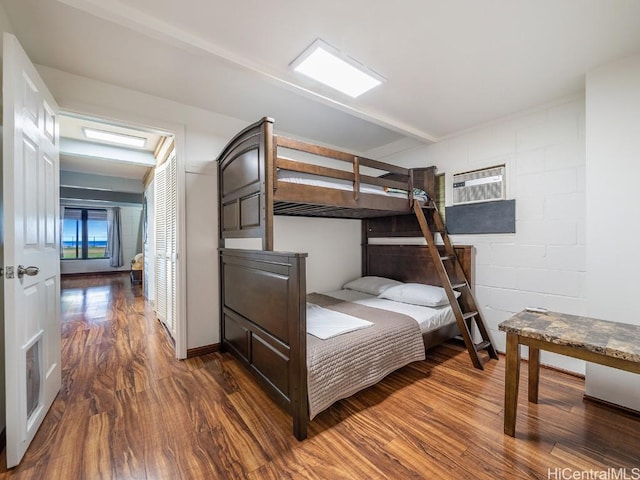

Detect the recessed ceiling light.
[
  {"left": 290, "top": 39, "right": 384, "bottom": 98},
  {"left": 83, "top": 128, "right": 147, "bottom": 148}
]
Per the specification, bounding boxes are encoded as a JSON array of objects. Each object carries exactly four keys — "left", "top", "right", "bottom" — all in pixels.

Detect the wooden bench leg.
[
  {"left": 528, "top": 346, "right": 540, "bottom": 403},
  {"left": 504, "top": 332, "right": 521, "bottom": 436}
]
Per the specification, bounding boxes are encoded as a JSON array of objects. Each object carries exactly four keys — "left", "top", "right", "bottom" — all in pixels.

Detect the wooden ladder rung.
[
  {"left": 413, "top": 199, "right": 497, "bottom": 370},
  {"left": 462, "top": 311, "right": 478, "bottom": 321}
]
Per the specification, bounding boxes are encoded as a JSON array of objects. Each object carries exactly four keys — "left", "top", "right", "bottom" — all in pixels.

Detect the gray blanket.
[{"left": 306, "top": 293, "right": 425, "bottom": 418}]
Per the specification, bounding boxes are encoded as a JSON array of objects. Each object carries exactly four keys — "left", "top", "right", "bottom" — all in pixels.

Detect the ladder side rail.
[
  {"left": 431, "top": 203, "right": 472, "bottom": 289},
  {"left": 430, "top": 202, "right": 499, "bottom": 360},
  {"left": 415, "top": 200, "right": 499, "bottom": 364},
  {"left": 412, "top": 201, "right": 464, "bottom": 308},
  {"left": 424, "top": 201, "right": 475, "bottom": 308},
  {"left": 413, "top": 201, "right": 483, "bottom": 368}
]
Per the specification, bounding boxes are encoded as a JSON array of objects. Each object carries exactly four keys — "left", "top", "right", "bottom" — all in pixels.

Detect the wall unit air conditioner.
[{"left": 452, "top": 165, "right": 505, "bottom": 205}]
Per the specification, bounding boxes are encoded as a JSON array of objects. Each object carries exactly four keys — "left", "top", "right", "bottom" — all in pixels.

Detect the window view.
[{"left": 62, "top": 208, "right": 109, "bottom": 259}]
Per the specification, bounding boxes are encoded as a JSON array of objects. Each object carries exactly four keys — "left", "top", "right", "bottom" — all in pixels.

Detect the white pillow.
[
  {"left": 342, "top": 276, "right": 403, "bottom": 296},
  {"left": 378, "top": 283, "right": 460, "bottom": 307}
]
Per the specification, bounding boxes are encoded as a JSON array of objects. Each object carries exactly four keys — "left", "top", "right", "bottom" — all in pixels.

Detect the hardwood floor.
[{"left": 2, "top": 273, "right": 639, "bottom": 479}]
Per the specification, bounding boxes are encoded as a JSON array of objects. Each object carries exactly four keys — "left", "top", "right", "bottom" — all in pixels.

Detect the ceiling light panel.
[
  {"left": 83, "top": 128, "right": 147, "bottom": 148},
  {"left": 290, "top": 39, "right": 384, "bottom": 98}
]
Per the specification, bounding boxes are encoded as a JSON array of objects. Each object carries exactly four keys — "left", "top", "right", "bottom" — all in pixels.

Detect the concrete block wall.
[{"left": 385, "top": 96, "right": 586, "bottom": 373}]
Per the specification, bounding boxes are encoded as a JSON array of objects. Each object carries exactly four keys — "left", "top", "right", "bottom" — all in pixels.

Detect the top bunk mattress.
[{"left": 277, "top": 170, "right": 429, "bottom": 202}]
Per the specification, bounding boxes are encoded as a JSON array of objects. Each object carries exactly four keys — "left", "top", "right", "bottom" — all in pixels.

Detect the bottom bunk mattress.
[
  {"left": 321, "top": 288, "right": 457, "bottom": 335},
  {"left": 306, "top": 292, "right": 433, "bottom": 419}
]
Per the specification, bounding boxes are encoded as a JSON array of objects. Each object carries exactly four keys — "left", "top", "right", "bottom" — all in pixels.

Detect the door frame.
[{"left": 60, "top": 106, "right": 187, "bottom": 359}]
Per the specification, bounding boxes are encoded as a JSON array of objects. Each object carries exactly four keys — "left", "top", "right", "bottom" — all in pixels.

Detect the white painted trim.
[
  {"left": 174, "top": 128, "right": 188, "bottom": 360},
  {"left": 57, "top": 105, "right": 187, "bottom": 359}
]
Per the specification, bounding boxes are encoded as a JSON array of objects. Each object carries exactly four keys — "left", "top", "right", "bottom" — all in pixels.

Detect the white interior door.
[{"left": 3, "top": 33, "right": 61, "bottom": 468}]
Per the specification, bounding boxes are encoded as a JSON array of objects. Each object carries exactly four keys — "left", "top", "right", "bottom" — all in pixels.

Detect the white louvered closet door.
[
  {"left": 167, "top": 151, "right": 177, "bottom": 336},
  {"left": 154, "top": 152, "right": 177, "bottom": 338},
  {"left": 155, "top": 161, "right": 167, "bottom": 327}
]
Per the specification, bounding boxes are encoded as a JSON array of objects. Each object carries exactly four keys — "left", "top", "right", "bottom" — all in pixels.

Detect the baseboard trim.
[
  {"left": 61, "top": 271, "right": 129, "bottom": 277},
  {"left": 187, "top": 343, "right": 220, "bottom": 358},
  {"left": 583, "top": 394, "right": 640, "bottom": 417}
]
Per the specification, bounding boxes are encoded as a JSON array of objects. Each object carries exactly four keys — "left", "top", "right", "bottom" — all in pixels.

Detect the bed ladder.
[{"left": 413, "top": 199, "right": 498, "bottom": 370}]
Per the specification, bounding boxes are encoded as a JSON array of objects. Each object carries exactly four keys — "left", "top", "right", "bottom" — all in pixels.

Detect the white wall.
[
  {"left": 274, "top": 216, "right": 362, "bottom": 294},
  {"left": 60, "top": 206, "right": 143, "bottom": 274},
  {"left": 185, "top": 170, "right": 218, "bottom": 347},
  {"left": 386, "top": 96, "right": 587, "bottom": 373},
  {"left": 584, "top": 53, "right": 640, "bottom": 410}
]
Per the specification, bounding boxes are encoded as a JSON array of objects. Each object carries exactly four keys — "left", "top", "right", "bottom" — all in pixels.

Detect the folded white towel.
[{"left": 306, "top": 303, "right": 373, "bottom": 340}]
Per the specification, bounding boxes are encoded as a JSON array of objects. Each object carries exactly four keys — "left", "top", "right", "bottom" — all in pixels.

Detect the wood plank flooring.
[{"left": 2, "top": 273, "right": 639, "bottom": 479}]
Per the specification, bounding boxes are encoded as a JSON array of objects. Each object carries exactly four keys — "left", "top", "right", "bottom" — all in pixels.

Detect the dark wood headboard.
[
  {"left": 363, "top": 244, "right": 474, "bottom": 288},
  {"left": 218, "top": 118, "right": 274, "bottom": 249}
]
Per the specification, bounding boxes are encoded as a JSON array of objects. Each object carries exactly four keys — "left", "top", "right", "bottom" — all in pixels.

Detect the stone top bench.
[{"left": 499, "top": 310, "right": 640, "bottom": 364}]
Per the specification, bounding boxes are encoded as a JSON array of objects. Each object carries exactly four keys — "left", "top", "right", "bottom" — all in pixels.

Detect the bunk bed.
[
  {"left": 218, "top": 117, "right": 474, "bottom": 440},
  {"left": 218, "top": 117, "right": 436, "bottom": 250}
]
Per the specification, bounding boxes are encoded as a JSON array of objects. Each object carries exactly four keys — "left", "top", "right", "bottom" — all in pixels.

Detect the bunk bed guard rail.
[{"left": 217, "top": 117, "right": 432, "bottom": 250}]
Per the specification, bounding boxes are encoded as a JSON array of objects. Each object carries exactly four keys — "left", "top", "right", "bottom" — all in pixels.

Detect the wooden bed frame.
[
  {"left": 219, "top": 244, "right": 473, "bottom": 440},
  {"left": 217, "top": 117, "right": 473, "bottom": 439},
  {"left": 218, "top": 117, "right": 435, "bottom": 250}
]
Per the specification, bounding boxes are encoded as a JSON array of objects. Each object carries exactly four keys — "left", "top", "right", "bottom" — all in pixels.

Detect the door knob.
[{"left": 17, "top": 265, "right": 39, "bottom": 278}]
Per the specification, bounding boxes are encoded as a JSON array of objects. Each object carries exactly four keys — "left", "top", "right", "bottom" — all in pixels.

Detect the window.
[{"left": 62, "top": 208, "right": 109, "bottom": 259}]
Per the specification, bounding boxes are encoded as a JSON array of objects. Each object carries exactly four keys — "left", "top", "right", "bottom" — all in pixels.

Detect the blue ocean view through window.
[
  {"left": 62, "top": 212, "right": 109, "bottom": 259},
  {"left": 62, "top": 239, "right": 108, "bottom": 248}
]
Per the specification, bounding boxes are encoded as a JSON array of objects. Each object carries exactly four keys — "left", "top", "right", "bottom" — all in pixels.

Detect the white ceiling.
[
  {"left": 60, "top": 115, "right": 164, "bottom": 152},
  {"left": 58, "top": 114, "right": 165, "bottom": 180},
  {"left": 3, "top": 0, "right": 640, "bottom": 156}
]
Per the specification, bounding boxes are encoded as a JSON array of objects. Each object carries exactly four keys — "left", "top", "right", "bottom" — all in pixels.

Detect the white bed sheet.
[
  {"left": 307, "top": 303, "right": 373, "bottom": 339},
  {"left": 323, "top": 289, "right": 456, "bottom": 334},
  {"left": 278, "top": 170, "right": 428, "bottom": 201}
]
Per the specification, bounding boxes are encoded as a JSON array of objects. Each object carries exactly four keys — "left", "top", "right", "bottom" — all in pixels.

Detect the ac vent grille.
[{"left": 453, "top": 166, "right": 505, "bottom": 205}]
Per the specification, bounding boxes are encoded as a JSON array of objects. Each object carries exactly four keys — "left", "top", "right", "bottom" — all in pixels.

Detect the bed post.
[
  {"left": 290, "top": 254, "right": 308, "bottom": 440},
  {"left": 411, "top": 166, "right": 437, "bottom": 198},
  {"left": 263, "top": 119, "right": 275, "bottom": 251}
]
